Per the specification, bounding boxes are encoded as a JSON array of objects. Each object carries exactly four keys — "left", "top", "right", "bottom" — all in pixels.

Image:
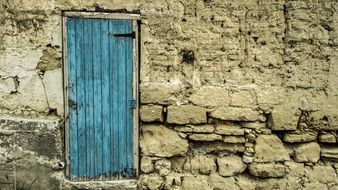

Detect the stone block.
[
  {"left": 230, "top": 89, "right": 256, "bottom": 106},
  {"left": 141, "top": 156, "right": 154, "bottom": 173},
  {"left": 187, "top": 155, "right": 216, "bottom": 175},
  {"left": 223, "top": 136, "right": 246, "bottom": 143},
  {"left": 267, "top": 106, "right": 300, "bottom": 130},
  {"left": 319, "top": 133, "right": 336, "bottom": 143},
  {"left": 182, "top": 175, "right": 209, "bottom": 190},
  {"left": 140, "top": 105, "right": 163, "bottom": 122},
  {"left": 294, "top": 142, "right": 320, "bottom": 163},
  {"left": 154, "top": 159, "right": 171, "bottom": 176},
  {"left": 321, "top": 146, "right": 338, "bottom": 161},
  {"left": 303, "top": 182, "right": 328, "bottom": 190},
  {"left": 169, "top": 157, "right": 186, "bottom": 173},
  {"left": 217, "top": 155, "right": 246, "bottom": 177},
  {"left": 140, "top": 82, "right": 180, "bottom": 105},
  {"left": 208, "top": 174, "right": 239, "bottom": 190},
  {"left": 188, "top": 134, "right": 222, "bottom": 141},
  {"left": 283, "top": 131, "right": 317, "bottom": 143},
  {"left": 174, "top": 124, "right": 214, "bottom": 133},
  {"left": 191, "top": 141, "right": 245, "bottom": 154},
  {"left": 240, "top": 122, "right": 266, "bottom": 129},
  {"left": 215, "top": 124, "right": 244, "bottom": 135},
  {"left": 167, "top": 105, "right": 207, "bottom": 124},
  {"left": 139, "top": 173, "right": 163, "bottom": 190},
  {"left": 210, "top": 107, "right": 266, "bottom": 122},
  {"left": 254, "top": 135, "right": 289, "bottom": 162},
  {"left": 140, "top": 124, "right": 189, "bottom": 157},
  {"left": 189, "top": 86, "right": 230, "bottom": 107},
  {"left": 248, "top": 163, "right": 287, "bottom": 178},
  {"left": 306, "top": 165, "right": 337, "bottom": 183}
]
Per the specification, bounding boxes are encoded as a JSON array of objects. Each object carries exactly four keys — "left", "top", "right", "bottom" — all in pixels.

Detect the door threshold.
[{"left": 62, "top": 179, "right": 138, "bottom": 190}]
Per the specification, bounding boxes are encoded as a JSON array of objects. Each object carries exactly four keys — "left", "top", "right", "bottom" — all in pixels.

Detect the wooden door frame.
[{"left": 62, "top": 11, "right": 140, "bottom": 180}]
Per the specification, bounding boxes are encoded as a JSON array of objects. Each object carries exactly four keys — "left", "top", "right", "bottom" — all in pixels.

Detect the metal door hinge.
[
  {"left": 112, "top": 31, "right": 135, "bottom": 39},
  {"left": 130, "top": 99, "right": 137, "bottom": 109}
]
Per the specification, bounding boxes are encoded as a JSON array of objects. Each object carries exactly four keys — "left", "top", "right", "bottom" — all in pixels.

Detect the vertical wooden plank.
[
  {"left": 93, "top": 19, "right": 103, "bottom": 180},
  {"left": 101, "top": 19, "right": 111, "bottom": 180},
  {"left": 67, "top": 18, "right": 79, "bottom": 180},
  {"left": 110, "top": 19, "right": 119, "bottom": 179},
  {"left": 75, "top": 18, "right": 87, "bottom": 180},
  {"left": 83, "top": 19, "right": 95, "bottom": 179},
  {"left": 125, "top": 20, "right": 134, "bottom": 177}
]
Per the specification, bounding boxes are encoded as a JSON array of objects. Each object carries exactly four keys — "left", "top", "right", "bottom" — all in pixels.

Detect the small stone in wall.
[
  {"left": 248, "top": 163, "right": 287, "bottom": 178},
  {"left": 217, "top": 155, "right": 246, "bottom": 177},
  {"left": 191, "top": 141, "right": 246, "bottom": 154},
  {"left": 175, "top": 124, "right": 214, "bottom": 133},
  {"left": 240, "top": 122, "right": 266, "bottom": 130},
  {"left": 141, "top": 156, "right": 154, "bottom": 173},
  {"left": 321, "top": 146, "right": 338, "bottom": 161},
  {"left": 294, "top": 142, "right": 320, "bottom": 163},
  {"left": 140, "top": 105, "right": 164, "bottom": 122},
  {"left": 155, "top": 159, "right": 171, "bottom": 176},
  {"left": 169, "top": 157, "right": 187, "bottom": 173},
  {"left": 139, "top": 173, "right": 163, "bottom": 190},
  {"left": 254, "top": 135, "right": 289, "bottom": 162},
  {"left": 283, "top": 131, "right": 318, "bottom": 143},
  {"left": 319, "top": 133, "right": 336, "bottom": 143},
  {"left": 303, "top": 182, "right": 328, "bottom": 190},
  {"left": 167, "top": 105, "right": 207, "bottom": 125},
  {"left": 188, "top": 134, "right": 222, "bottom": 141},
  {"left": 215, "top": 124, "right": 245, "bottom": 136},
  {"left": 223, "top": 136, "right": 246, "bottom": 143}
]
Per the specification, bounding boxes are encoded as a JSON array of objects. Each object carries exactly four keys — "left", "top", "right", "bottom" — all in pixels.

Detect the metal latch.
[
  {"left": 113, "top": 31, "right": 135, "bottom": 39},
  {"left": 130, "top": 99, "right": 137, "bottom": 109}
]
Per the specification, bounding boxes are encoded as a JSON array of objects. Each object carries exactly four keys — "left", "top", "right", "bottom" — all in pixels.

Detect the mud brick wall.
[{"left": 0, "top": 0, "right": 338, "bottom": 189}]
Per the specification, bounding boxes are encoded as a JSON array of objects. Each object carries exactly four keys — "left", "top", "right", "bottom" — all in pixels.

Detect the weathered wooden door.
[{"left": 64, "top": 13, "right": 139, "bottom": 181}]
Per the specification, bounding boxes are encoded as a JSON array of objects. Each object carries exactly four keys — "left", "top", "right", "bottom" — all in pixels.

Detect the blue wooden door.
[{"left": 66, "top": 17, "right": 135, "bottom": 181}]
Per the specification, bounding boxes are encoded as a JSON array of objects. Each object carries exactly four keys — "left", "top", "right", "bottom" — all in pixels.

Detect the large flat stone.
[
  {"left": 140, "top": 82, "right": 180, "bottom": 105},
  {"left": 189, "top": 86, "right": 230, "bottom": 107},
  {"left": 140, "top": 124, "right": 189, "bottom": 157}
]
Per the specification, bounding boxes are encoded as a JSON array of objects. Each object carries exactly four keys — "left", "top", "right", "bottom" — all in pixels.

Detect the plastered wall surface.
[{"left": 0, "top": 0, "right": 338, "bottom": 189}]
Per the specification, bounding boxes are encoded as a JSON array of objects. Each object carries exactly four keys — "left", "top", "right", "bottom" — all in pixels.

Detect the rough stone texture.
[
  {"left": 217, "top": 155, "right": 246, "bottom": 177},
  {"left": 141, "top": 156, "right": 154, "bottom": 173},
  {"left": 182, "top": 175, "right": 210, "bottom": 190},
  {"left": 188, "top": 133, "right": 222, "bottom": 141},
  {"left": 174, "top": 124, "right": 214, "bottom": 133},
  {"left": 140, "top": 124, "right": 189, "bottom": 157},
  {"left": 140, "top": 105, "right": 164, "bottom": 122},
  {"left": 1, "top": 0, "right": 338, "bottom": 189},
  {"left": 215, "top": 124, "right": 245, "bottom": 135},
  {"left": 208, "top": 174, "right": 239, "bottom": 190},
  {"left": 140, "top": 82, "right": 180, "bottom": 105},
  {"left": 254, "top": 135, "right": 289, "bottom": 162},
  {"left": 321, "top": 146, "right": 338, "bottom": 161},
  {"left": 294, "top": 142, "right": 320, "bottom": 163},
  {"left": 43, "top": 68, "right": 63, "bottom": 116},
  {"left": 184, "top": 155, "right": 216, "bottom": 175},
  {"left": 211, "top": 107, "right": 266, "bottom": 122},
  {"left": 248, "top": 163, "right": 287, "bottom": 178},
  {"left": 306, "top": 165, "right": 337, "bottom": 183},
  {"left": 223, "top": 136, "right": 246, "bottom": 143},
  {"left": 189, "top": 86, "right": 230, "bottom": 107},
  {"left": 319, "top": 133, "right": 337, "bottom": 143},
  {"left": 167, "top": 105, "right": 207, "bottom": 124},
  {"left": 283, "top": 131, "right": 318, "bottom": 143},
  {"left": 267, "top": 106, "right": 300, "bottom": 130}
]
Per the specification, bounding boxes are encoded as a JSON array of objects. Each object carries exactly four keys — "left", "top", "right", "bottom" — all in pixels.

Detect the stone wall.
[{"left": 0, "top": 0, "right": 338, "bottom": 189}]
